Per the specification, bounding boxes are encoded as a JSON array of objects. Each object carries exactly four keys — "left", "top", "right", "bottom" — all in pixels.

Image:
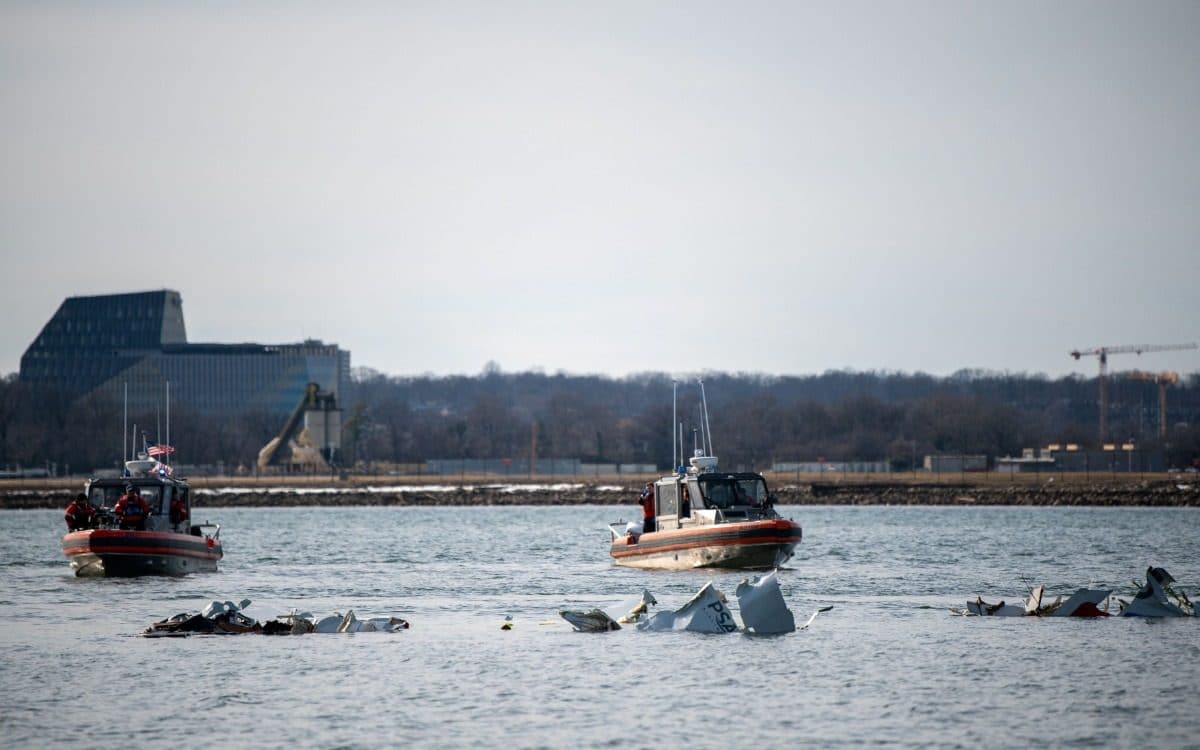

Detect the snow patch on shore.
[
  {"left": 194, "top": 485, "right": 461, "bottom": 495},
  {"left": 192, "top": 483, "right": 632, "bottom": 495}
]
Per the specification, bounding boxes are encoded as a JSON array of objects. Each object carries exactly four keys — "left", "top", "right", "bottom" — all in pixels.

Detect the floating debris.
[
  {"left": 560, "top": 573, "right": 828, "bottom": 635},
  {"left": 1052, "top": 588, "right": 1112, "bottom": 618},
  {"left": 958, "top": 587, "right": 1111, "bottom": 617},
  {"left": 560, "top": 590, "right": 657, "bottom": 632},
  {"left": 559, "top": 608, "right": 621, "bottom": 632},
  {"left": 962, "top": 597, "right": 1026, "bottom": 617},
  {"left": 1118, "top": 567, "right": 1194, "bottom": 617},
  {"left": 637, "top": 581, "right": 739, "bottom": 633},
  {"left": 735, "top": 571, "right": 796, "bottom": 634},
  {"left": 612, "top": 590, "right": 657, "bottom": 624},
  {"left": 799, "top": 605, "right": 835, "bottom": 630},
  {"left": 955, "top": 565, "right": 1197, "bottom": 618},
  {"left": 143, "top": 600, "right": 409, "bottom": 637}
]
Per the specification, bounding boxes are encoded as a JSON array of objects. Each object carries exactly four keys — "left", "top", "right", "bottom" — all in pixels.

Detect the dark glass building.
[{"left": 20, "top": 290, "right": 351, "bottom": 416}]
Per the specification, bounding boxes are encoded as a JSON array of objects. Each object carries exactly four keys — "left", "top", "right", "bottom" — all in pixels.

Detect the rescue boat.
[
  {"left": 609, "top": 458, "right": 802, "bottom": 570},
  {"left": 608, "top": 381, "right": 802, "bottom": 570},
  {"left": 62, "top": 458, "right": 223, "bottom": 577}
]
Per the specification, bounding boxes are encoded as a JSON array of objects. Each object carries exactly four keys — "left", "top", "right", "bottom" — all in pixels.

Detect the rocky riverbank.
[
  {"left": 803, "top": 481, "right": 1200, "bottom": 507},
  {"left": 3, "top": 479, "right": 1199, "bottom": 509}
]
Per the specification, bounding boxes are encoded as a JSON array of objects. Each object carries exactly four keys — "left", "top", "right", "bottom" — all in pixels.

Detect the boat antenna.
[
  {"left": 678, "top": 422, "right": 684, "bottom": 472},
  {"left": 671, "top": 379, "right": 678, "bottom": 472},
  {"left": 698, "top": 378, "right": 714, "bottom": 457},
  {"left": 130, "top": 423, "right": 137, "bottom": 463},
  {"left": 166, "top": 380, "right": 171, "bottom": 466},
  {"left": 122, "top": 382, "right": 128, "bottom": 465}
]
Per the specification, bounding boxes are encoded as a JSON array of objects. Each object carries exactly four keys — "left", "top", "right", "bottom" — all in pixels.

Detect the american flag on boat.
[
  {"left": 147, "top": 444, "right": 175, "bottom": 457},
  {"left": 151, "top": 461, "right": 174, "bottom": 476}
]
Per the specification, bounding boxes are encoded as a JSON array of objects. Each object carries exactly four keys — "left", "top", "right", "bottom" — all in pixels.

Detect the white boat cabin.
[
  {"left": 85, "top": 474, "right": 194, "bottom": 533},
  {"left": 651, "top": 455, "right": 778, "bottom": 531}
]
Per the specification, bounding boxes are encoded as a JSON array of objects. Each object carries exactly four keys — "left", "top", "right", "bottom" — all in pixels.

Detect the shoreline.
[{"left": 3, "top": 478, "right": 1198, "bottom": 509}]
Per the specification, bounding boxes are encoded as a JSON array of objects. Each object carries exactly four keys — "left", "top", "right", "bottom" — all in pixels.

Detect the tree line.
[{"left": 2, "top": 366, "right": 1200, "bottom": 475}]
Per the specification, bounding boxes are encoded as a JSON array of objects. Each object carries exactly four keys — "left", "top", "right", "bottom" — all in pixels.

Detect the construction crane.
[
  {"left": 1126, "top": 371, "right": 1180, "bottom": 440},
  {"left": 1069, "top": 343, "right": 1197, "bottom": 442}
]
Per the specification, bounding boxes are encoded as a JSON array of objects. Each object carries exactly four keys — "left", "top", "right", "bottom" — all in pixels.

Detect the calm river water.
[{"left": 2, "top": 504, "right": 1199, "bottom": 749}]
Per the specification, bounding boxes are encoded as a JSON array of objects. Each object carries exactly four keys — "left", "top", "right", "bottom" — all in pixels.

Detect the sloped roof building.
[{"left": 20, "top": 290, "right": 350, "bottom": 416}]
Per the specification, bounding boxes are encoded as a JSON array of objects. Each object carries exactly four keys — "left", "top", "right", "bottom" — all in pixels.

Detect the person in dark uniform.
[
  {"left": 64, "top": 492, "right": 96, "bottom": 531},
  {"left": 639, "top": 482, "right": 656, "bottom": 534}
]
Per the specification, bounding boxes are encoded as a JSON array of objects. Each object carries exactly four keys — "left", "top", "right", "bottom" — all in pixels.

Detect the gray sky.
[{"left": 3, "top": 1, "right": 1198, "bottom": 379}]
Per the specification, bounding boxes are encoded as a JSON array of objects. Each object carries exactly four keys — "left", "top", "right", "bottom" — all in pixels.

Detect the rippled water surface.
[{"left": 3, "top": 504, "right": 1199, "bottom": 749}]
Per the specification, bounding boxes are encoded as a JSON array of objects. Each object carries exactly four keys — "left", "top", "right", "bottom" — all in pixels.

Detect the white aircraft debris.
[
  {"left": 735, "top": 570, "right": 796, "bottom": 634},
  {"left": 637, "top": 582, "right": 740, "bottom": 633},
  {"left": 560, "top": 590, "right": 658, "bottom": 632},
  {"left": 560, "top": 574, "right": 826, "bottom": 635},
  {"left": 1118, "top": 567, "right": 1195, "bottom": 617},
  {"left": 956, "top": 565, "right": 1196, "bottom": 619}
]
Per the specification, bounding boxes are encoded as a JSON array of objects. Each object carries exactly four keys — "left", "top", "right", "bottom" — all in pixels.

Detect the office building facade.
[{"left": 20, "top": 290, "right": 351, "bottom": 417}]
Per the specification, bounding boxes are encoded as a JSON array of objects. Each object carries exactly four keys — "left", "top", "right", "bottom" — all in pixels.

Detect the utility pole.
[{"left": 530, "top": 421, "right": 538, "bottom": 478}]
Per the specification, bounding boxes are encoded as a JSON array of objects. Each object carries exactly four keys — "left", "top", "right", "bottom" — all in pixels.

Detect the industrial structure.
[
  {"left": 1126, "top": 371, "right": 1180, "bottom": 440},
  {"left": 19, "top": 290, "right": 351, "bottom": 418},
  {"left": 996, "top": 444, "right": 1166, "bottom": 474},
  {"left": 1069, "top": 342, "right": 1197, "bottom": 442},
  {"left": 256, "top": 383, "right": 343, "bottom": 473}
]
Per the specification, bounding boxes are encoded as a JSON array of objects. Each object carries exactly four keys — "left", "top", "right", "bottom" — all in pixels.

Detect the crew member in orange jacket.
[
  {"left": 640, "top": 482, "right": 656, "bottom": 534},
  {"left": 169, "top": 495, "right": 189, "bottom": 529},
  {"left": 64, "top": 492, "right": 96, "bottom": 531},
  {"left": 114, "top": 485, "right": 150, "bottom": 530}
]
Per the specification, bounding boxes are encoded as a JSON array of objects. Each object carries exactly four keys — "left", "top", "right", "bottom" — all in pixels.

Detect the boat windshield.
[
  {"left": 697, "top": 476, "right": 768, "bottom": 509},
  {"left": 90, "top": 484, "right": 163, "bottom": 511}
]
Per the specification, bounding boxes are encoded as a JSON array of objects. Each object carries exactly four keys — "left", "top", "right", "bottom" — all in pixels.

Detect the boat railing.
[{"left": 190, "top": 521, "right": 221, "bottom": 540}]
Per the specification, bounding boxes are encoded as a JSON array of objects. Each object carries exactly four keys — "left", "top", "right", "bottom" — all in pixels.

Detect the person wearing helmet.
[
  {"left": 64, "top": 492, "right": 96, "bottom": 532},
  {"left": 114, "top": 485, "right": 150, "bottom": 530}
]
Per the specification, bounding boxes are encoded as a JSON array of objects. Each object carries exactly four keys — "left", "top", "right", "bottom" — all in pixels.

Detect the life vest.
[{"left": 118, "top": 495, "right": 147, "bottom": 522}]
